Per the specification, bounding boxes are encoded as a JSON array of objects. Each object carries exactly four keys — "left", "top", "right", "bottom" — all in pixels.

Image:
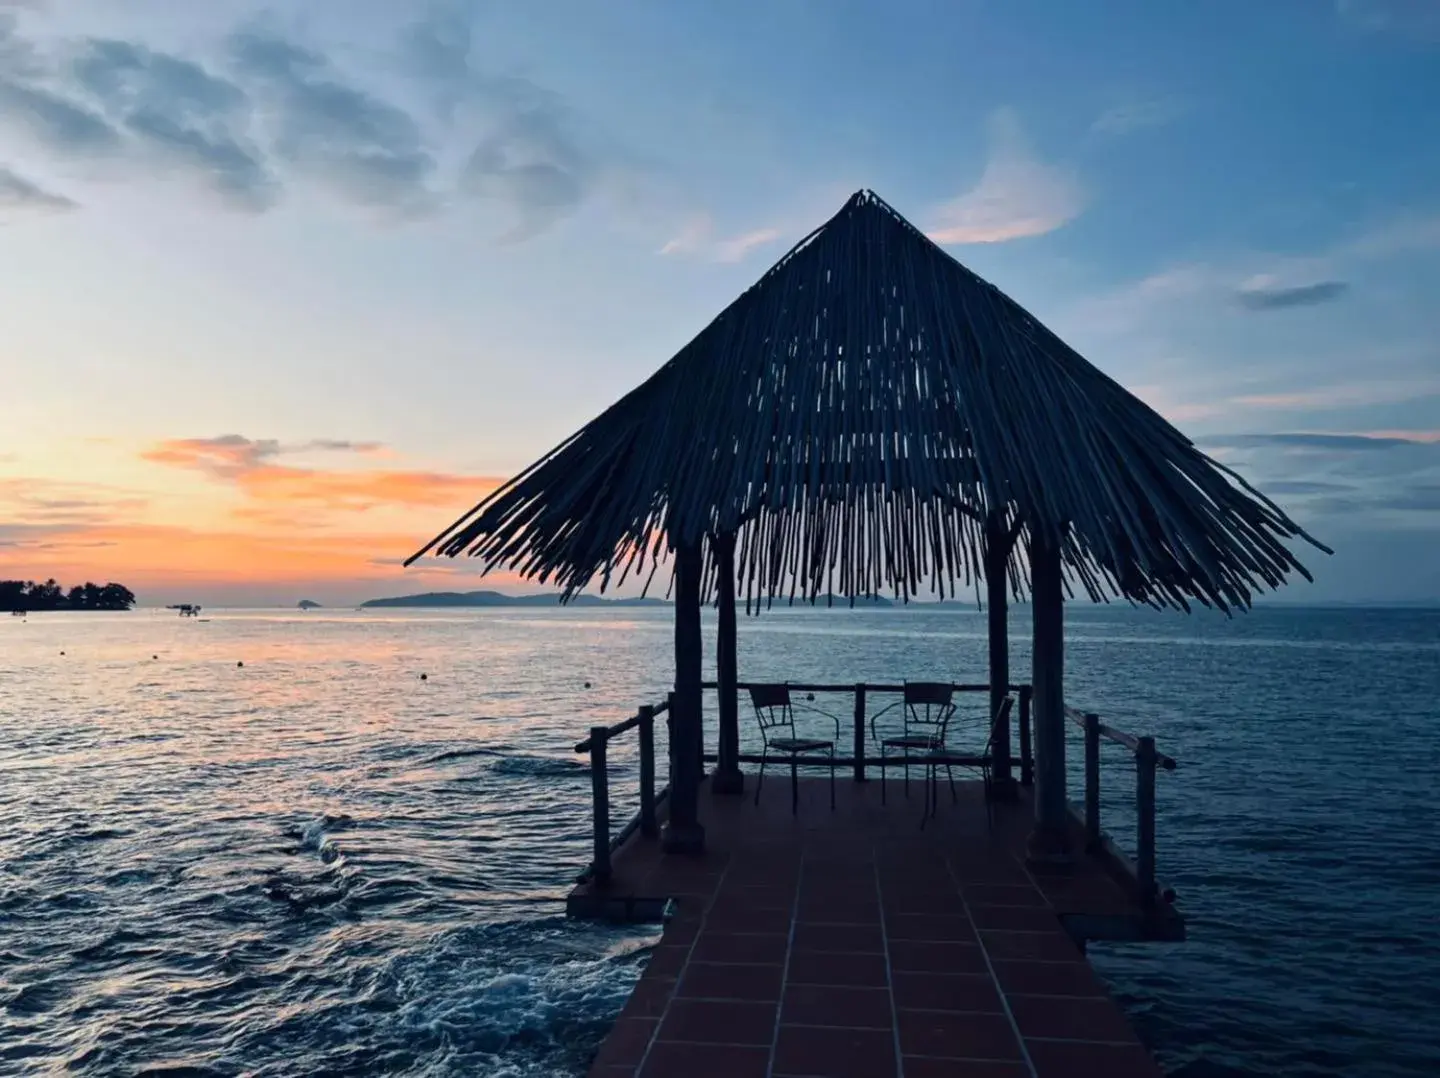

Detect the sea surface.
[{"left": 1, "top": 604, "right": 1437, "bottom": 1077}]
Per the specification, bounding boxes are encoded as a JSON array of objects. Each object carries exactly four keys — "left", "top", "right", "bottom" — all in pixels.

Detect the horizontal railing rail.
[
  {"left": 1063, "top": 703, "right": 1178, "bottom": 908},
  {"left": 573, "top": 697, "right": 671, "bottom": 886}
]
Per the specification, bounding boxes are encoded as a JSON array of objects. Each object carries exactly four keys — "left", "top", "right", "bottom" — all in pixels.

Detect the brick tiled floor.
[{"left": 582, "top": 777, "right": 1171, "bottom": 1077}]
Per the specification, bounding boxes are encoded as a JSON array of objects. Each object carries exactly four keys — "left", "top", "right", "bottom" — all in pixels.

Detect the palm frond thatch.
[{"left": 406, "top": 190, "right": 1328, "bottom": 612}]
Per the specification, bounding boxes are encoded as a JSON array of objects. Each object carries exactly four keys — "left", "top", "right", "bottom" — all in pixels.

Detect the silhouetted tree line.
[{"left": 2, "top": 579, "right": 136, "bottom": 611}]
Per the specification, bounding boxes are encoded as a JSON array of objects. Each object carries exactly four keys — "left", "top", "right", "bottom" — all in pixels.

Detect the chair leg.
[
  {"left": 903, "top": 754, "right": 910, "bottom": 799},
  {"left": 880, "top": 745, "right": 887, "bottom": 805},
  {"left": 829, "top": 747, "right": 836, "bottom": 810},
  {"left": 790, "top": 756, "right": 799, "bottom": 816},
  {"left": 755, "top": 750, "right": 767, "bottom": 806},
  {"left": 947, "top": 763, "right": 958, "bottom": 804}
]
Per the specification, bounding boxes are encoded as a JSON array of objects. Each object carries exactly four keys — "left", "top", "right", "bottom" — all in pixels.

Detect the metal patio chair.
[
  {"left": 749, "top": 683, "right": 840, "bottom": 815},
  {"left": 921, "top": 694, "right": 1014, "bottom": 830},
  {"left": 870, "top": 681, "right": 958, "bottom": 805}
]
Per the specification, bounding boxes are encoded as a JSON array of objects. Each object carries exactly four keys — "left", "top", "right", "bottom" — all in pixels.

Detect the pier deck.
[{"left": 575, "top": 777, "right": 1179, "bottom": 1077}]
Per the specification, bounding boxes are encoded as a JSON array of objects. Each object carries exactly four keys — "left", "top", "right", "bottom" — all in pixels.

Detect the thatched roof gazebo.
[{"left": 407, "top": 189, "right": 1327, "bottom": 860}]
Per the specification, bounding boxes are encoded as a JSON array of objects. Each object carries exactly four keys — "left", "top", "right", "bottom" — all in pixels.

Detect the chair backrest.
[
  {"left": 903, "top": 681, "right": 956, "bottom": 738},
  {"left": 985, "top": 696, "right": 1015, "bottom": 753},
  {"left": 749, "top": 684, "right": 794, "bottom": 735}
]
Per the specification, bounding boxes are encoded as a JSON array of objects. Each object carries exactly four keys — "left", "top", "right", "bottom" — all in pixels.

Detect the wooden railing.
[
  {"left": 574, "top": 696, "right": 672, "bottom": 885},
  {"left": 1065, "top": 705, "right": 1178, "bottom": 907}
]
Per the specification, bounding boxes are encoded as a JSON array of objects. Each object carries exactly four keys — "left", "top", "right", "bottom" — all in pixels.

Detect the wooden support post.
[
  {"left": 664, "top": 542, "right": 706, "bottom": 854},
  {"left": 985, "top": 513, "right": 1014, "bottom": 797},
  {"left": 712, "top": 533, "right": 743, "bottom": 795},
  {"left": 590, "top": 726, "right": 611, "bottom": 884},
  {"left": 1026, "top": 528, "right": 1072, "bottom": 864},
  {"left": 853, "top": 683, "right": 867, "bottom": 782},
  {"left": 1136, "top": 736, "right": 1158, "bottom": 906},
  {"left": 1018, "top": 684, "right": 1033, "bottom": 786},
  {"left": 639, "top": 705, "right": 658, "bottom": 837},
  {"left": 1083, "top": 712, "right": 1101, "bottom": 851}
]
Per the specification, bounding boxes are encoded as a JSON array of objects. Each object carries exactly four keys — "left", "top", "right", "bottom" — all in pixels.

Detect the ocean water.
[{"left": 1, "top": 604, "right": 1437, "bottom": 1077}]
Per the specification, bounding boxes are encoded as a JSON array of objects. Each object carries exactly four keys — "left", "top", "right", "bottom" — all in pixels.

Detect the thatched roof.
[{"left": 408, "top": 190, "right": 1327, "bottom": 611}]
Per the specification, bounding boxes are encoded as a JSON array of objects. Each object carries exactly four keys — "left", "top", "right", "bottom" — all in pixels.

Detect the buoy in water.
[
  {"left": 419, "top": 673, "right": 428, "bottom": 681},
  {"left": 584, "top": 681, "right": 592, "bottom": 689},
  {"left": 237, "top": 661, "right": 244, "bottom": 668},
  {"left": 60, "top": 650, "right": 65, "bottom": 656}
]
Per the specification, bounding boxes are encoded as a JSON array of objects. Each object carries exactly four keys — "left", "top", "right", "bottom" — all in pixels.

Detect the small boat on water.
[{"left": 167, "top": 604, "right": 202, "bottom": 617}]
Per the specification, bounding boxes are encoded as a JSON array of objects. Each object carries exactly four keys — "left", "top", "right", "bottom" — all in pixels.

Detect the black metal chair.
[
  {"left": 870, "top": 681, "right": 957, "bottom": 805},
  {"left": 921, "top": 695, "right": 1014, "bottom": 830},
  {"left": 749, "top": 684, "right": 840, "bottom": 815}
]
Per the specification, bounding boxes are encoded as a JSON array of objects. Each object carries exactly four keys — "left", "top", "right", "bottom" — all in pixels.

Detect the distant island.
[
  {"left": 361, "top": 590, "right": 668, "bottom": 608},
  {"left": 2, "top": 578, "right": 136, "bottom": 612},
  {"left": 297, "top": 599, "right": 322, "bottom": 609}
]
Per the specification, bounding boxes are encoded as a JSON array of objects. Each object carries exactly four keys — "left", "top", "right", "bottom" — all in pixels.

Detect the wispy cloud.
[
  {"left": 140, "top": 434, "right": 501, "bottom": 510},
  {"left": 1335, "top": 0, "right": 1440, "bottom": 42},
  {"left": 1235, "top": 277, "right": 1349, "bottom": 311},
  {"left": 0, "top": 164, "right": 73, "bottom": 216},
  {"left": 927, "top": 108, "right": 1084, "bottom": 245},
  {"left": 0, "top": 6, "right": 610, "bottom": 237},
  {"left": 1091, "top": 98, "right": 1186, "bottom": 136},
  {"left": 659, "top": 213, "right": 784, "bottom": 263}
]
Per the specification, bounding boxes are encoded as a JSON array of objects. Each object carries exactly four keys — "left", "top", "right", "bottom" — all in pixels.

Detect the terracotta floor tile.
[
  {"left": 676, "top": 961, "right": 784, "bottom": 1001},
  {"left": 787, "top": 949, "right": 891, "bottom": 987},
  {"left": 1026, "top": 1038, "right": 1166, "bottom": 1078},
  {"left": 715, "top": 883, "right": 796, "bottom": 909},
  {"left": 638, "top": 1041, "right": 770, "bottom": 1078},
  {"left": 891, "top": 971, "right": 1004, "bottom": 1013},
  {"left": 1008, "top": 995, "right": 1141, "bottom": 1044},
  {"left": 773, "top": 1023, "right": 898, "bottom": 1078},
  {"left": 966, "top": 903, "right": 1062, "bottom": 931},
  {"left": 896, "top": 1008, "right": 1024, "bottom": 1061},
  {"left": 881, "top": 890, "right": 964, "bottom": 916},
  {"left": 587, "top": 1065, "right": 636, "bottom": 1078},
  {"left": 796, "top": 899, "right": 882, "bottom": 925},
  {"left": 691, "top": 931, "right": 789, "bottom": 965},
  {"left": 591, "top": 1017, "right": 657, "bottom": 1067},
  {"left": 657, "top": 998, "right": 778, "bottom": 1046},
  {"left": 978, "top": 928, "right": 1081, "bottom": 962},
  {"left": 782, "top": 984, "right": 894, "bottom": 1028},
  {"left": 886, "top": 913, "right": 979, "bottom": 943},
  {"left": 792, "top": 921, "right": 886, "bottom": 954},
  {"left": 887, "top": 939, "right": 990, "bottom": 974},
  {"left": 643, "top": 945, "right": 690, "bottom": 978},
  {"left": 990, "top": 959, "right": 1107, "bottom": 998},
  {"left": 704, "top": 904, "right": 793, "bottom": 934},
  {"left": 962, "top": 884, "right": 1050, "bottom": 908},
  {"left": 620, "top": 977, "right": 677, "bottom": 1020},
  {"left": 901, "top": 1057, "right": 1029, "bottom": 1077}
]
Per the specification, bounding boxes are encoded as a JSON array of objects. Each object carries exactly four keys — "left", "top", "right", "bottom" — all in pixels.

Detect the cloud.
[
  {"left": 227, "top": 25, "right": 437, "bottom": 215},
  {"left": 460, "top": 104, "right": 592, "bottom": 240},
  {"left": 1335, "top": 0, "right": 1440, "bottom": 41},
  {"left": 1091, "top": 98, "right": 1185, "bottom": 136},
  {"left": 0, "top": 75, "right": 121, "bottom": 155},
  {"left": 1235, "top": 278, "right": 1349, "bottom": 311},
  {"left": 71, "top": 37, "right": 275, "bottom": 211},
  {"left": 0, "top": 164, "right": 74, "bottom": 215},
  {"left": 659, "top": 213, "right": 784, "bottom": 263},
  {"left": 140, "top": 434, "right": 501, "bottom": 511},
  {"left": 1203, "top": 432, "right": 1437, "bottom": 452},
  {"left": 398, "top": 4, "right": 601, "bottom": 239},
  {"left": 928, "top": 108, "right": 1085, "bottom": 245},
  {"left": 140, "top": 435, "right": 385, "bottom": 479}
]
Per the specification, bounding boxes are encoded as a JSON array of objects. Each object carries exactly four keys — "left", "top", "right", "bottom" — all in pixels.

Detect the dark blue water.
[{"left": 1, "top": 605, "right": 1437, "bottom": 1076}]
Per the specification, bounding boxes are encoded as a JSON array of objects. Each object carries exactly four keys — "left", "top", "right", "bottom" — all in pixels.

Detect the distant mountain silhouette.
[
  {"left": 361, "top": 589, "right": 900, "bottom": 609},
  {"left": 297, "top": 600, "right": 322, "bottom": 609},
  {"left": 360, "top": 590, "right": 667, "bottom": 608}
]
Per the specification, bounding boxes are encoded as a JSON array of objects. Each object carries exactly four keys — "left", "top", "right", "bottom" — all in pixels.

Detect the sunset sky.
[{"left": 3, "top": 0, "right": 1439, "bottom": 606}]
